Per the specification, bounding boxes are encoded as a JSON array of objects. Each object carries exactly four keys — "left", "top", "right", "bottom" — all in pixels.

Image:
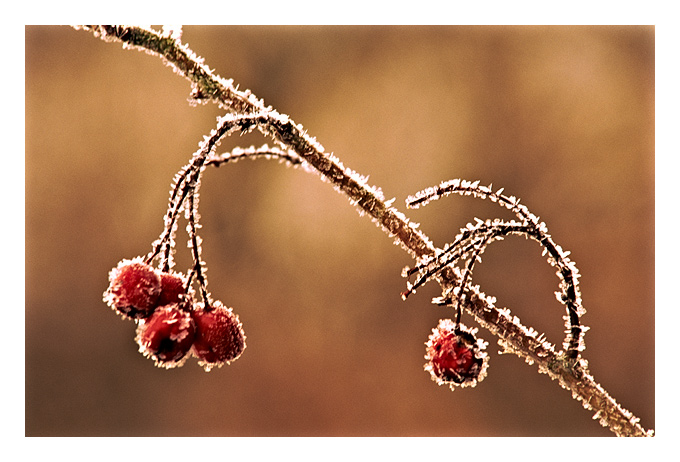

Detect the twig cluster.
[
  {"left": 143, "top": 112, "right": 305, "bottom": 305},
  {"left": 402, "top": 179, "right": 586, "bottom": 362}
]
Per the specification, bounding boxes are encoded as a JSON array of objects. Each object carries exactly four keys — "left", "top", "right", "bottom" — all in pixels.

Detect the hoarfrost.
[{"left": 161, "top": 25, "right": 183, "bottom": 41}]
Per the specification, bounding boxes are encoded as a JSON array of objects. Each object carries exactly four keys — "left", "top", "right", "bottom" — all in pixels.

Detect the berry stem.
[{"left": 187, "top": 192, "right": 209, "bottom": 304}]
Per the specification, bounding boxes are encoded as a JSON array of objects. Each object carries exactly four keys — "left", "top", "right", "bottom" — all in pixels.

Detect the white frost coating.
[{"left": 161, "top": 25, "right": 183, "bottom": 41}]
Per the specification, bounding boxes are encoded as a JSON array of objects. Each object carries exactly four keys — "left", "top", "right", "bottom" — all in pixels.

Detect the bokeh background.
[{"left": 26, "top": 25, "right": 654, "bottom": 436}]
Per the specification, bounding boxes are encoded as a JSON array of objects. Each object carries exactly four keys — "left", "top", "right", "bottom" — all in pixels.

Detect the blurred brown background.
[{"left": 25, "top": 25, "right": 654, "bottom": 436}]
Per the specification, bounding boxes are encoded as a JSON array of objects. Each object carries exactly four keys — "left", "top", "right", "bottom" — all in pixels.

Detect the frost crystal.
[{"left": 161, "top": 25, "right": 182, "bottom": 41}]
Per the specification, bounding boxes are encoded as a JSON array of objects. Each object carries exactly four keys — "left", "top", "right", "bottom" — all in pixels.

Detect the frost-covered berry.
[
  {"left": 136, "top": 304, "right": 196, "bottom": 368},
  {"left": 156, "top": 270, "right": 189, "bottom": 308},
  {"left": 191, "top": 301, "right": 246, "bottom": 371},
  {"left": 104, "top": 258, "right": 161, "bottom": 320},
  {"left": 424, "top": 319, "right": 488, "bottom": 389}
]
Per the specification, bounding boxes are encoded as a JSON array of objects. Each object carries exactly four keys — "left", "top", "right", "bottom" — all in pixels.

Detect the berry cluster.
[
  {"left": 100, "top": 117, "right": 299, "bottom": 372},
  {"left": 104, "top": 257, "right": 245, "bottom": 371}
]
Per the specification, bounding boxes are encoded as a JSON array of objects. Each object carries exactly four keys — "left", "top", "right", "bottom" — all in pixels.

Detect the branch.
[{"left": 78, "top": 25, "right": 653, "bottom": 437}]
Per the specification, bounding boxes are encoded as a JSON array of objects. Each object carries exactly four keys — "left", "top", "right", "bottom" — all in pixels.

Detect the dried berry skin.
[
  {"left": 425, "top": 319, "right": 488, "bottom": 389},
  {"left": 156, "top": 270, "right": 189, "bottom": 308},
  {"left": 104, "top": 258, "right": 161, "bottom": 320},
  {"left": 191, "top": 301, "right": 246, "bottom": 371},
  {"left": 136, "top": 304, "right": 196, "bottom": 368}
]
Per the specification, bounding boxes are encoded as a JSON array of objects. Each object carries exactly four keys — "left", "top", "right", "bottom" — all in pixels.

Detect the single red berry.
[
  {"left": 424, "top": 319, "right": 488, "bottom": 389},
  {"left": 156, "top": 270, "right": 189, "bottom": 308},
  {"left": 191, "top": 301, "right": 246, "bottom": 371},
  {"left": 136, "top": 304, "right": 196, "bottom": 368},
  {"left": 104, "top": 258, "right": 161, "bottom": 320}
]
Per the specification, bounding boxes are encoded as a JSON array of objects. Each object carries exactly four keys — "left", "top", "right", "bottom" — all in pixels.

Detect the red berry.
[
  {"left": 104, "top": 258, "right": 161, "bottom": 320},
  {"left": 191, "top": 301, "right": 246, "bottom": 371},
  {"left": 424, "top": 319, "right": 488, "bottom": 389},
  {"left": 157, "top": 270, "right": 189, "bottom": 308},
  {"left": 136, "top": 304, "right": 196, "bottom": 368}
]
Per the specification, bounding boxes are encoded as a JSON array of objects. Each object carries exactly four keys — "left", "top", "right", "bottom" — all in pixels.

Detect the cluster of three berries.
[{"left": 103, "top": 258, "right": 245, "bottom": 371}]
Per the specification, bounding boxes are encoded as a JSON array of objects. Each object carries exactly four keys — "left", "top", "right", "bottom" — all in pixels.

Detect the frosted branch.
[{"left": 78, "top": 25, "right": 652, "bottom": 437}]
